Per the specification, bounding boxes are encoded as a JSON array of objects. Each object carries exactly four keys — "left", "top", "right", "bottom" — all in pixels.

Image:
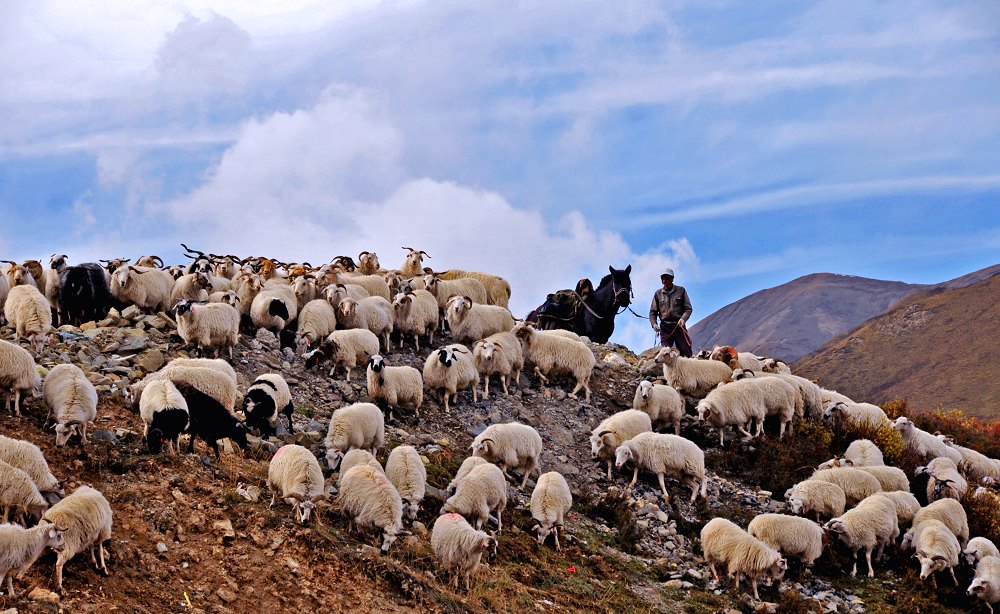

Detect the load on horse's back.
[{"left": 526, "top": 265, "right": 633, "bottom": 344}]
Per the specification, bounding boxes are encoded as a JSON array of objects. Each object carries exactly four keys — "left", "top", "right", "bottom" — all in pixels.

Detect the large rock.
[{"left": 135, "top": 349, "right": 165, "bottom": 373}]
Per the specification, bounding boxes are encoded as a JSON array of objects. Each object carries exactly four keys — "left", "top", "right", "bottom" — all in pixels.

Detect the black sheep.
[
  {"left": 176, "top": 383, "right": 248, "bottom": 458},
  {"left": 59, "top": 263, "right": 112, "bottom": 325},
  {"left": 146, "top": 407, "right": 190, "bottom": 455}
]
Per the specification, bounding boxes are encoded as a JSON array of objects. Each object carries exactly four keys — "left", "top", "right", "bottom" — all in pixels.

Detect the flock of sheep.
[{"left": 0, "top": 249, "right": 998, "bottom": 611}]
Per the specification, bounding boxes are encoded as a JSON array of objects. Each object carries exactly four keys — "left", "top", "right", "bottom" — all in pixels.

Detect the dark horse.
[{"left": 526, "top": 265, "right": 633, "bottom": 344}]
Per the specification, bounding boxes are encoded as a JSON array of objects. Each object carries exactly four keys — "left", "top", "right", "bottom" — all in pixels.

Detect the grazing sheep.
[
  {"left": 175, "top": 300, "right": 239, "bottom": 358},
  {"left": 695, "top": 379, "right": 768, "bottom": 447},
  {"left": 366, "top": 355, "right": 423, "bottom": 418},
  {"left": 437, "top": 269, "right": 511, "bottom": 308},
  {"left": 927, "top": 463, "right": 969, "bottom": 503},
  {"left": 0, "top": 435, "right": 62, "bottom": 502},
  {"left": 903, "top": 499, "right": 970, "bottom": 550},
  {"left": 656, "top": 347, "right": 732, "bottom": 399},
  {"left": 308, "top": 329, "right": 380, "bottom": 381},
  {"left": 471, "top": 422, "right": 543, "bottom": 489},
  {"left": 0, "top": 339, "right": 41, "bottom": 416},
  {"left": 109, "top": 265, "right": 174, "bottom": 312},
  {"left": 472, "top": 331, "right": 523, "bottom": 397},
  {"left": 243, "top": 373, "right": 294, "bottom": 437},
  {"left": 913, "top": 518, "right": 961, "bottom": 587},
  {"left": 700, "top": 517, "right": 787, "bottom": 601},
  {"left": 0, "top": 460, "right": 48, "bottom": 525},
  {"left": 0, "top": 523, "right": 64, "bottom": 596},
  {"left": 390, "top": 289, "right": 438, "bottom": 350},
  {"left": 169, "top": 272, "right": 212, "bottom": 307},
  {"left": 324, "top": 403, "right": 385, "bottom": 470},
  {"left": 823, "top": 401, "right": 889, "bottom": 431},
  {"left": 445, "top": 296, "right": 515, "bottom": 344},
  {"left": 968, "top": 555, "right": 1000, "bottom": 613},
  {"left": 845, "top": 439, "right": 885, "bottom": 467},
  {"left": 632, "top": 381, "right": 684, "bottom": 435},
  {"left": 4, "top": 284, "right": 51, "bottom": 353},
  {"left": 512, "top": 323, "right": 595, "bottom": 401},
  {"left": 868, "top": 491, "right": 921, "bottom": 528},
  {"left": 41, "top": 485, "right": 113, "bottom": 591},
  {"left": 337, "top": 297, "right": 393, "bottom": 352},
  {"left": 385, "top": 445, "right": 427, "bottom": 522},
  {"left": 809, "top": 467, "right": 882, "bottom": 506},
  {"left": 177, "top": 383, "right": 248, "bottom": 458},
  {"left": 422, "top": 344, "right": 479, "bottom": 414},
  {"left": 942, "top": 438, "right": 1000, "bottom": 483},
  {"left": 615, "top": 432, "right": 706, "bottom": 503},
  {"left": 747, "top": 513, "right": 825, "bottom": 573},
  {"left": 447, "top": 456, "right": 490, "bottom": 495},
  {"left": 250, "top": 282, "right": 298, "bottom": 333},
  {"left": 338, "top": 465, "right": 408, "bottom": 553},
  {"left": 530, "top": 471, "right": 573, "bottom": 551},
  {"left": 590, "top": 410, "right": 653, "bottom": 480},
  {"left": 824, "top": 495, "right": 899, "bottom": 577},
  {"left": 338, "top": 449, "right": 384, "bottom": 486},
  {"left": 441, "top": 462, "right": 507, "bottom": 532},
  {"left": 785, "top": 479, "right": 847, "bottom": 521},
  {"left": 137, "top": 363, "right": 240, "bottom": 413},
  {"left": 268, "top": 444, "right": 326, "bottom": 524},
  {"left": 295, "top": 299, "right": 338, "bottom": 349},
  {"left": 856, "top": 466, "right": 909, "bottom": 492},
  {"left": 893, "top": 417, "right": 965, "bottom": 464},
  {"left": 965, "top": 538, "right": 1000, "bottom": 567},
  {"left": 139, "top": 379, "right": 189, "bottom": 455},
  {"left": 431, "top": 513, "right": 498, "bottom": 591},
  {"left": 44, "top": 364, "right": 98, "bottom": 447},
  {"left": 734, "top": 370, "right": 824, "bottom": 420}
]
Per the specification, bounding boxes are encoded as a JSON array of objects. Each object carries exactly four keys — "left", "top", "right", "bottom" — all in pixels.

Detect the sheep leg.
[
  {"left": 53, "top": 553, "right": 67, "bottom": 590},
  {"left": 629, "top": 466, "right": 639, "bottom": 488},
  {"left": 521, "top": 458, "right": 537, "bottom": 489},
  {"left": 328, "top": 366, "right": 337, "bottom": 378},
  {"left": 656, "top": 473, "right": 670, "bottom": 502},
  {"left": 865, "top": 547, "right": 874, "bottom": 577},
  {"left": 685, "top": 477, "right": 699, "bottom": 503},
  {"left": 779, "top": 421, "right": 786, "bottom": 438},
  {"left": 569, "top": 380, "right": 583, "bottom": 399},
  {"left": 345, "top": 368, "right": 352, "bottom": 383},
  {"left": 500, "top": 375, "right": 509, "bottom": 395},
  {"left": 483, "top": 376, "right": 490, "bottom": 398},
  {"left": 737, "top": 424, "right": 754, "bottom": 438},
  {"left": 786, "top": 420, "right": 793, "bottom": 436},
  {"left": 284, "top": 402, "right": 295, "bottom": 433},
  {"left": 444, "top": 392, "right": 451, "bottom": 414},
  {"left": 849, "top": 549, "right": 858, "bottom": 577},
  {"left": 533, "top": 367, "right": 549, "bottom": 386},
  {"left": 6, "top": 572, "right": 14, "bottom": 597},
  {"left": 606, "top": 461, "right": 612, "bottom": 480},
  {"left": 718, "top": 429, "right": 725, "bottom": 447},
  {"left": 472, "top": 385, "right": 478, "bottom": 404},
  {"left": 707, "top": 561, "right": 718, "bottom": 581},
  {"left": 495, "top": 508, "right": 502, "bottom": 533},
  {"left": 80, "top": 423, "right": 89, "bottom": 446},
  {"left": 554, "top": 527, "right": 561, "bottom": 552},
  {"left": 674, "top": 419, "right": 681, "bottom": 436},
  {"left": 12, "top": 390, "right": 20, "bottom": 416}
]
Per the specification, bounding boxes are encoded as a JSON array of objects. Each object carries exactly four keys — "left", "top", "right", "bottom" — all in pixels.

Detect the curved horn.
[
  {"left": 596, "top": 430, "right": 613, "bottom": 438},
  {"left": 401, "top": 246, "right": 415, "bottom": 252},
  {"left": 419, "top": 251, "right": 430, "bottom": 258}
]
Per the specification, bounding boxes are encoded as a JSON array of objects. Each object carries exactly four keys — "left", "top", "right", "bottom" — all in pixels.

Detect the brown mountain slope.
[{"left": 794, "top": 272, "right": 1000, "bottom": 419}]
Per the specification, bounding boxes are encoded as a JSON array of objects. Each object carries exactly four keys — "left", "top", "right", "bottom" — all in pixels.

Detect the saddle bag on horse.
[{"left": 528, "top": 279, "right": 594, "bottom": 330}]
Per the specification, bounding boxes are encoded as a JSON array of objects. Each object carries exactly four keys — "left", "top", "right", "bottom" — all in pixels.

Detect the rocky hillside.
[{"left": 794, "top": 272, "right": 1000, "bottom": 419}]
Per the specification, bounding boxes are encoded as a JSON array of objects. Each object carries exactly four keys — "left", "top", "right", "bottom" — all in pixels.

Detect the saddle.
[{"left": 530, "top": 278, "right": 593, "bottom": 328}]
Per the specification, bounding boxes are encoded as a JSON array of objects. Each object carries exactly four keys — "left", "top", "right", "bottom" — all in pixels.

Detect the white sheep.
[
  {"left": 735, "top": 370, "right": 824, "bottom": 420},
  {"left": 845, "top": 439, "right": 885, "bottom": 467},
  {"left": 0, "top": 339, "right": 41, "bottom": 416},
  {"left": 109, "top": 265, "right": 174, "bottom": 312},
  {"left": 472, "top": 331, "right": 523, "bottom": 397},
  {"left": 903, "top": 499, "right": 969, "bottom": 549},
  {"left": 824, "top": 495, "right": 899, "bottom": 577},
  {"left": 268, "top": 444, "right": 326, "bottom": 524},
  {"left": 868, "top": 491, "right": 921, "bottom": 527},
  {"left": 856, "top": 465, "right": 909, "bottom": 492},
  {"left": 695, "top": 379, "right": 768, "bottom": 446},
  {"left": 324, "top": 403, "right": 385, "bottom": 470},
  {"left": 824, "top": 401, "right": 889, "bottom": 430},
  {"left": 132, "top": 363, "right": 240, "bottom": 413},
  {"left": 175, "top": 300, "right": 239, "bottom": 358},
  {"left": 296, "top": 299, "right": 338, "bottom": 348},
  {"left": 632, "top": 380, "right": 684, "bottom": 435},
  {"left": 785, "top": 479, "right": 846, "bottom": 521},
  {"left": 208, "top": 290, "right": 240, "bottom": 308},
  {"left": 4, "top": 284, "right": 51, "bottom": 353},
  {"left": 139, "top": 379, "right": 189, "bottom": 455},
  {"left": 964, "top": 537, "right": 1000, "bottom": 567},
  {"left": 0, "top": 460, "right": 48, "bottom": 525},
  {"left": 169, "top": 271, "right": 212, "bottom": 307},
  {"left": 431, "top": 513, "right": 498, "bottom": 591},
  {"left": 399, "top": 247, "right": 430, "bottom": 278},
  {"left": 0, "top": 523, "right": 64, "bottom": 596},
  {"left": 471, "top": 422, "right": 542, "bottom": 489},
  {"left": 968, "top": 555, "right": 1000, "bottom": 613},
  {"left": 656, "top": 347, "right": 732, "bottom": 399},
  {"left": 366, "top": 355, "right": 423, "bottom": 417},
  {"left": 250, "top": 282, "right": 298, "bottom": 333},
  {"left": 422, "top": 344, "right": 479, "bottom": 414},
  {"left": 328, "top": 270, "right": 391, "bottom": 301},
  {"left": 0, "top": 435, "right": 62, "bottom": 502},
  {"left": 44, "top": 364, "right": 98, "bottom": 447},
  {"left": 913, "top": 518, "right": 961, "bottom": 587},
  {"left": 747, "top": 513, "right": 825, "bottom": 572},
  {"left": 943, "top": 439, "right": 1000, "bottom": 483},
  {"left": 590, "top": 410, "right": 652, "bottom": 480},
  {"left": 338, "top": 464, "right": 407, "bottom": 553},
  {"left": 337, "top": 296, "right": 393, "bottom": 352},
  {"left": 893, "top": 417, "right": 964, "bottom": 464},
  {"left": 761, "top": 358, "right": 791, "bottom": 375},
  {"left": 424, "top": 274, "right": 487, "bottom": 321},
  {"left": 809, "top": 467, "right": 882, "bottom": 506},
  {"left": 323, "top": 283, "right": 370, "bottom": 308},
  {"left": 337, "top": 449, "right": 384, "bottom": 487},
  {"left": 314, "top": 329, "right": 380, "bottom": 381},
  {"left": 357, "top": 251, "right": 381, "bottom": 275},
  {"left": 41, "top": 484, "right": 113, "bottom": 591},
  {"left": 390, "top": 289, "right": 438, "bottom": 350},
  {"left": 615, "top": 432, "right": 706, "bottom": 503},
  {"left": 436, "top": 269, "right": 511, "bottom": 308},
  {"left": 447, "top": 456, "right": 491, "bottom": 495},
  {"left": 243, "top": 373, "right": 294, "bottom": 437},
  {"left": 512, "top": 323, "right": 595, "bottom": 401},
  {"left": 530, "top": 471, "right": 573, "bottom": 551},
  {"left": 440, "top": 462, "right": 507, "bottom": 532},
  {"left": 445, "top": 296, "right": 515, "bottom": 344},
  {"left": 292, "top": 275, "right": 319, "bottom": 311},
  {"left": 385, "top": 445, "right": 427, "bottom": 522},
  {"left": 700, "top": 517, "right": 787, "bottom": 601},
  {"left": 927, "top": 463, "right": 968, "bottom": 503}
]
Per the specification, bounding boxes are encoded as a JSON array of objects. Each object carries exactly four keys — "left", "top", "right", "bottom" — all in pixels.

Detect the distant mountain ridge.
[{"left": 689, "top": 264, "right": 1000, "bottom": 362}]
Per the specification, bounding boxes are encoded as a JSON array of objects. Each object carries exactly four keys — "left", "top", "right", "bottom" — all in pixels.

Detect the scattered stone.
[
  {"left": 135, "top": 349, "right": 165, "bottom": 372},
  {"left": 157, "top": 542, "right": 169, "bottom": 553},
  {"left": 91, "top": 430, "right": 120, "bottom": 445},
  {"left": 213, "top": 518, "right": 236, "bottom": 541},
  {"left": 217, "top": 588, "right": 237, "bottom": 603},
  {"left": 27, "top": 587, "right": 59, "bottom": 604}
]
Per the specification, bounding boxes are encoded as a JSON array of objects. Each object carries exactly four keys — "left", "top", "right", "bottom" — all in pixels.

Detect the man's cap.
[{"left": 661, "top": 268, "right": 674, "bottom": 278}]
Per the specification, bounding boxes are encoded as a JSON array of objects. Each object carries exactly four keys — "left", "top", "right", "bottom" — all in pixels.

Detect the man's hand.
[
  {"left": 652, "top": 324, "right": 660, "bottom": 333},
  {"left": 678, "top": 318, "right": 686, "bottom": 328}
]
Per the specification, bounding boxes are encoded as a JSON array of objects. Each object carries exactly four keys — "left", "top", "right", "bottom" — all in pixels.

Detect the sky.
[{"left": 2, "top": 0, "right": 999, "bottom": 350}]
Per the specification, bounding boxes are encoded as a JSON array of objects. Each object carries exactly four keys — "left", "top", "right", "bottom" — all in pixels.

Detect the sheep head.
[
  {"left": 50, "top": 254, "right": 68, "bottom": 271},
  {"left": 437, "top": 347, "right": 456, "bottom": 368},
  {"left": 368, "top": 355, "right": 385, "bottom": 372},
  {"left": 969, "top": 576, "right": 992, "bottom": 596},
  {"left": 918, "top": 552, "right": 950, "bottom": 579},
  {"left": 471, "top": 437, "right": 494, "bottom": 458},
  {"left": 696, "top": 400, "right": 716, "bottom": 422},
  {"left": 655, "top": 347, "right": 680, "bottom": 364},
  {"left": 614, "top": 444, "right": 634, "bottom": 468},
  {"left": 53, "top": 422, "right": 83, "bottom": 447},
  {"left": 590, "top": 430, "right": 613, "bottom": 458}
]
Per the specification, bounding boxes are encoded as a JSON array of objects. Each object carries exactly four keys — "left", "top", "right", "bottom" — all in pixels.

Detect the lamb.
[
  {"left": 44, "top": 364, "right": 98, "bottom": 447},
  {"left": 615, "top": 432, "right": 706, "bottom": 503},
  {"left": 295, "top": 299, "right": 338, "bottom": 349},
  {"left": 390, "top": 289, "right": 438, "bottom": 350},
  {"left": 431, "top": 513, "right": 498, "bottom": 591},
  {"left": 824, "top": 495, "right": 899, "bottom": 577},
  {"left": 268, "top": 444, "right": 326, "bottom": 524},
  {"left": 40, "top": 485, "right": 113, "bottom": 591},
  {"left": 632, "top": 380, "right": 684, "bottom": 435},
  {"left": 324, "top": 403, "right": 385, "bottom": 470},
  {"left": 902, "top": 499, "right": 969, "bottom": 549},
  {"left": 139, "top": 379, "right": 189, "bottom": 454},
  {"left": 357, "top": 251, "right": 381, "bottom": 275},
  {"left": 0, "top": 435, "right": 62, "bottom": 502},
  {"left": 809, "top": 467, "right": 882, "bottom": 506},
  {"left": 445, "top": 296, "right": 515, "bottom": 344},
  {"left": 530, "top": 471, "right": 573, "bottom": 551},
  {"left": 0, "top": 339, "right": 41, "bottom": 416},
  {"left": 337, "top": 297, "right": 393, "bottom": 352},
  {"left": 471, "top": 422, "right": 542, "bottom": 489},
  {"left": 399, "top": 247, "right": 431, "bottom": 277},
  {"left": 424, "top": 275, "right": 488, "bottom": 321},
  {"left": 695, "top": 379, "right": 768, "bottom": 446},
  {"left": 968, "top": 555, "right": 1000, "bottom": 613},
  {"left": 0, "top": 460, "right": 48, "bottom": 525},
  {"left": 700, "top": 517, "right": 787, "bottom": 601},
  {"left": 855, "top": 466, "right": 909, "bottom": 492},
  {"left": 512, "top": 323, "right": 595, "bottom": 401},
  {"left": 177, "top": 383, "right": 248, "bottom": 458},
  {"left": 175, "top": 300, "right": 239, "bottom": 358},
  {"left": 250, "top": 282, "right": 298, "bottom": 333},
  {"left": 338, "top": 464, "right": 408, "bottom": 552},
  {"left": 169, "top": 271, "right": 212, "bottom": 307},
  {"left": 868, "top": 491, "right": 921, "bottom": 527},
  {"left": 59, "top": 262, "right": 112, "bottom": 325},
  {"left": 243, "top": 373, "right": 294, "bottom": 437},
  {"left": 4, "top": 284, "right": 51, "bottom": 353},
  {"left": 747, "top": 513, "right": 825, "bottom": 573},
  {"left": 964, "top": 537, "right": 1000, "bottom": 567},
  {"left": 472, "top": 331, "right": 523, "bottom": 397},
  {"left": 893, "top": 417, "right": 964, "bottom": 464},
  {"left": 366, "top": 355, "right": 423, "bottom": 418},
  {"left": 447, "top": 456, "right": 491, "bottom": 495},
  {"left": 785, "top": 479, "right": 846, "bottom": 521},
  {"left": 760, "top": 358, "right": 791, "bottom": 375},
  {"left": 385, "top": 445, "right": 427, "bottom": 522},
  {"left": 109, "top": 265, "right": 174, "bottom": 312},
  {"left": 440, "top": 462, "right": 507, "bottom": 532},
  {"left": 437, "top": 269, "right": 511, "bottom": 308},
  {"left": 0, "top": 523, "right": 64, "bottom": 596},
  {"left": 655, "top": 347, "right": 732, "bottom": 399},
  {"left": 912, "top": 518, "right": 961, "bottom": 587},
  {"left": 308, "top": 329, "right": 380, "bottom": 381},
  {"left": 422, "top": 344, "right": 479, "bottom": 414}
]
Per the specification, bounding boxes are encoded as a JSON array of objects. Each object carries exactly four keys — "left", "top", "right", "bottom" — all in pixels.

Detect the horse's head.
[{"left": 605, "top": 264, "right": 633, "bottom": 307}]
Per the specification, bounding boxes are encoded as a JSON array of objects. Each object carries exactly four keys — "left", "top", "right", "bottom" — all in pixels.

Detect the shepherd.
[{"left": 649, "top": 268, "right": 693, "bottom": 357}]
